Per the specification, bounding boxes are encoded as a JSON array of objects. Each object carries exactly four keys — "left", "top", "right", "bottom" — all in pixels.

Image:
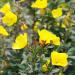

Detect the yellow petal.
[
  {"left": 42, "top": 59, "right": 50, "bottom": 72},
  {"left": 0, "top": 25, "right": 9, "bottom": 36},
  {"left": 12, "top": 33, "right": 27, "bottom": 49},
  {"left": 2, "top": 11, "right": 17, "bottom": 26},
  {"left": 42, "top": 64, "right": 48, "bottom": 72},
  {"left": 21, "top": 24, "right": 28, "bottom": 30},
  {"left": 46, "top": 59, "right": 50, "bottom": 65},
  {"left": 51, "top": 51, "right": 68, "bottom": 67},
  {"left": 61, "top": 23, "right": 66, "bottom": 28},
  {"left": 33, "top": 21, "right": 40, "bottom": 32},
  {"left": 19, "top": 0, "right": 25, "bottom": 2},
  {"left": 52, "top": 8, "right": 62, "bottom": 18},
  {"left": 38, "top": 29, "right": 60, "bottom": 45},
  {"left": 0, "top": 3, "right": 11, "bottom": 14},
  {"left": 52, "top": 37, "right": 60, "bottom": 45},
  {"left": 31, "top": 0, "right": 48, "bottom": 9}
]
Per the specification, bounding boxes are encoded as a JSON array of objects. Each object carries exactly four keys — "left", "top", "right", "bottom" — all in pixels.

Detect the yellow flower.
[
  {"left": 52, "top": 37, "right": 60, "bottom": 46},
  {"left": 42, "top": 64, "right": 48, "bottom": 72},
  {"left": 2, "top": 11, "right": 17, "bottom": 26},
  {"left": 33, "top": 21, "right": 40, "bottom": 31},
  {"left": 46, "top": 59, "right": 50, "bottom": 65},
  {"left": 51, "top": 51, "right": 68, "bottom": 67},
  {"left": 38, "top": 29, "right": 60, "bottom": 45},
  {"left": 52, "top": 8, "right": 62, "bottom": 18},
  {"left": 42, "top": 59, "right": 50, "bottom": 72},
  {"left": 35, "top": 21, "right": 40, "bottom": 26},
  {"left": 31, "top": 0, "right": 48, "bottom": 9},
  {"left": 0, "top": 3, "right": 11, "bottom": 14},
  {"left": 0, "top": 25, "right": 9, "bottom": 36},
  {"left": 61, "top": 23, "right": 66, "bottom": 28},
  {"left": 19, "top": 0, "right": 25, "bottom": 2},
  {"left": 12, "top": 33, "right": 27, "bottom": 49},
  {"left": 21, "top": 24, "right": 28, "bottom": 31}
]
